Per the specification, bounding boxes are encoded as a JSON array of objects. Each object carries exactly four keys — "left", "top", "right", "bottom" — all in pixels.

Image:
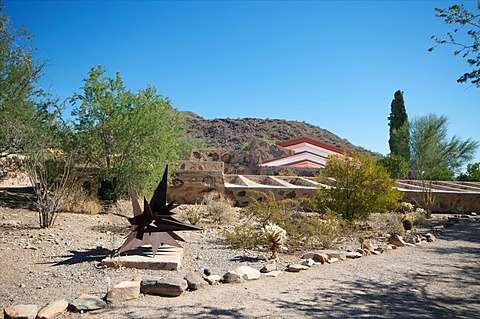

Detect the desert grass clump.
[
  {"left": 202, "top": 191, "right": 236, "bottom": 224},
  {"left": 368, "top": 212, "right": 405, "bottom": 237},
  {"left": 61, "top": 183, "right": 103, "bottom": 214},
  {"left": 184, "top": 204, "right": 205, "bottom": 225},
  {"left": 263, "top": 223, "right": 287, "bottom": 260}
]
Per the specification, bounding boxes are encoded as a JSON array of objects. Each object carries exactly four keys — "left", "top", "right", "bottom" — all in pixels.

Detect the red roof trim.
[
  {"left": 278, "top": 159, "right": 325, "bottom": 168},
  {"left": 262, "top": 150, "right": 328, "bottom": 165},
  {"left": 276, "top": 136, "right": 347, "bottom": 155}
]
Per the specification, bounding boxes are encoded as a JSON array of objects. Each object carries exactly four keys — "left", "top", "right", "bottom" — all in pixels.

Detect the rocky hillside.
[{"left": 183, "top": 112, "right": 382, "bottom": 159}]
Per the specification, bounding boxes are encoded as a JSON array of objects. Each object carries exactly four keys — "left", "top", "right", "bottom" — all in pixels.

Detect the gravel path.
[
  {"left": 98, "top": 217, "right": 480, "bottom": 319},
  {"left": 1, "top": 205, "right": 479, "bottom": 318}
]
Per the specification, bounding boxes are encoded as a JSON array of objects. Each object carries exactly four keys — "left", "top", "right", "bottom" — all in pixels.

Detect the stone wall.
[
  {"left": 168, "top": 170, "right": 225, "bottom": 204},
  {"left": 402, "top": 191, "right": 480, "bottom": 213}
]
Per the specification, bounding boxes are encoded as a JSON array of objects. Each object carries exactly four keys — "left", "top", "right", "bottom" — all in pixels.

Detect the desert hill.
[{"left": 182, "top": 111, "right": 382, "bottom": 159}]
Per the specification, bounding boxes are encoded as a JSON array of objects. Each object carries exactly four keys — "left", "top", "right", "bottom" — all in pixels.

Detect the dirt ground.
[{"left": 0, "top": 193, "right": 479, "bottom": 318}]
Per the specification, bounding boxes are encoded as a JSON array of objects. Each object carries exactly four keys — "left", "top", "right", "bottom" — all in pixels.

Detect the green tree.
[
  {"left": 409, "top": 113, "right": 478, "bottom": 181},
  {"left": 429, "top": 1, "right": 480, "bottom": 87},
  {"left": 377, "top": 153, "right": 409, "bottom": 179},
  {"left": 314, "top": 152, "right": 402, "bottom": 222},
  {"left": 0, "top": 5, "right": 44, "bottom": 156},
  {"left": 388, "top": 90, "right": 410, "bottom": 162},
  {"left": 457, "top": 162, "right": 480, "bottom": 181},
  {"left": 71, "top": 65, "right": 188, "bottom": 198}
]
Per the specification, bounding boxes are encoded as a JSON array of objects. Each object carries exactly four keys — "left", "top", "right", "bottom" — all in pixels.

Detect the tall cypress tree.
[{"left": 388, "top": 90, "right": 410, "bottom": 162}]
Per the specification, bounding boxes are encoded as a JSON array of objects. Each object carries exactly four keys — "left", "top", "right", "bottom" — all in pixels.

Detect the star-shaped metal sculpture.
[{"left": 117, "top": 166, "right": 203, "bottom": 257}]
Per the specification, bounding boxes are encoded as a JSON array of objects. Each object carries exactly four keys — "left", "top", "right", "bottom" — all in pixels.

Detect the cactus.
[{"left": 263, "top": 223, "right": 287, "bottom": 261}]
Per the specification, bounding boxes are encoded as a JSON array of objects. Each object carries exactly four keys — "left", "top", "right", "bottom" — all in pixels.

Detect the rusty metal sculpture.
[{"left": 117, "top": 166, "right": 202, "bottom": 257}]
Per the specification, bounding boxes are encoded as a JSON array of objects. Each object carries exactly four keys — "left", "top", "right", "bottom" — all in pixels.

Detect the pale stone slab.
[
  {"left": 37, "top": 299, "right": 68, "bottom": 319},
  {"left": 106, "top": 281, "right": 140, "bottom": 304},
  {"left": 101, "top": 246, "right": 183, "bottom": 270},
  {"left": 4, "top": 304, "right": 38, "bottom": 319},
  {"left": 234, "top": 266, "right": 261, "bottom": 280}
]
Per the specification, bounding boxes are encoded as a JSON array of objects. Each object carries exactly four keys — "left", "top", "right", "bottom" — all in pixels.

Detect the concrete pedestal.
[{"left": 101, "top": 246, "right": 183, "bottom": 270}]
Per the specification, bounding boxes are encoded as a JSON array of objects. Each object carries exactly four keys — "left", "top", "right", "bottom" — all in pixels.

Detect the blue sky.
[{"left": 4, "top": 0, "right": 480, "bottom": 163}]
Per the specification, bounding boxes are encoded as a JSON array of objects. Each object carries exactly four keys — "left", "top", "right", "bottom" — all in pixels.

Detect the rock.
[
  {"left": 4, "top": 304, "right": 38, "bottom": 319},
  {"left": 223, "top": 271, "right": 243, "bottom": 283},
  {"left": 37, "top": 299, "right": 68, "bottom": 319},
  {"left": 204, "top": 275, "right": 222, "bottom": 285},
  {"left": 327, "top": 257, "right": 339, "bottom": 264},
  {"left": 424, "top": 233, "right": 436, "bottom": 242},
  {"left": 234, "top": 266, "right": 261, "bottom": 280},
  {"left": 346, "top": 252, "right": 362, "bottom": 259},
  {"left": 433, "top": 225, "right": 445, "bottom": 233},
  {"left": 184, "top": 272, "right": 207, "bottom": 290},
  {"left": 203, "top": 268, "right": 212, "bottom": 276},
  {"left": 404, "top": 243, "right": 416, "bottom": 247},
  {"left": 260, "top": 262, "right": 277, "bottom": 273},
  {"left": 263, "top": 270, "right": 282, "bottom": 277},
  {"left": 388, "top": 234, "right": 406, "bottom": 247},
  {"left": 301, "top": 252, "right": 328, "bottom": 264},
  {"left": 471, "top": 212, "right": 477, "bottom": 216},
  {"left": 106, "top": 280, "right": 140, "bottom": 304},
  {"left": 448, "top": 217, "right": 460, "bottom": 224},
  {"left": 301, "top": 258, "right": 315, "bottom": 266},
  {"left": 325, "top": 251, "right": 347, "bottom": 261},
  {"left": 140, "top": 278, "right": 188, "bottom": 297},
  {"left": 363, "top": 240, "right": 376, "bottom": 251},
  {"left": 287, "top": 264, "right": 309, "bottom": 272},
  {"left": 356, "top": 248, "right": 368, "bottom": 256},
  {"left": 69, "top": 295, "right": 107, "bottom": 312}
]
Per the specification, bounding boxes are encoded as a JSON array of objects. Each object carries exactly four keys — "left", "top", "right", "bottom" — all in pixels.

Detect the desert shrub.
[
  {"left": 412, "top": 207, "right": 430, "bottom": 227},
  {"left": 223, "top": 191, "right": 349, "bottom": 252},
  {"left": 278, "top": 169, "right": 297, "bottom": 176},
  {"left": 314, "top": 152, "right": 403, "bottom": 221},
  {"left": 222, "top": 225, "right": 262, "bottom": 249},
  {"left": 202, "top": 191, "right": 236, "bottom": 224},
  {"left": 61, "top": 182, "right": 103, "bottom": 214},
  {"left": 184, "top": 204, "right": 204, "bottom": 225},
  {"left": 368, "top": 212, "right": 405, "bottom": 237},
  {"left": 300, "top": 208, "right": 349, "bottom": 249}
]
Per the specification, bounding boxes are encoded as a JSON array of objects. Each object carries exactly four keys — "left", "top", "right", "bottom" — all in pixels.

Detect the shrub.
[
  {"left": 314, "top": 152, "right": 403, "bottom": 222},
  {"left": 202, "top": 191, "right": 236, "bottom": 224},
  {"left": 368, "top": 212, "right": 405, "bottom": 237},
  {"left": 278, "top": 169, "right": 297, "bottom": 176},
  {"left": 184, "top": 203, "right": 204, "bottom": 225},
  {"left": 61, "top": 183, "right": 103, "bottom": 214},
  {"left": 223, "top": 191, "right": 349, "bottom": 252}
]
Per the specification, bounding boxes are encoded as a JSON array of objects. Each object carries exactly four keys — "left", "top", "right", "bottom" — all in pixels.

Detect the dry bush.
[
  {"left": 368, "top": 212, "right": 405, "bottom": 237},
  {"left": 61, "top": 183, "right": 103, "bottom": 214},
  {"left": 202, "top": 191, "right": 237, "bottom": 224},
  {"left": 184, "top": 204, "right": 205, "bottom": 225},
  {"left": 222, "top": 225, "right": 262, "bottom": 249},
  {"left": 412, "top": 208, "right": 430, "bottom": 227}
]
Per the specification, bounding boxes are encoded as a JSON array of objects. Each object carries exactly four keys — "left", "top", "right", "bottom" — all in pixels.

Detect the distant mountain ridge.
[{"left": 182, "top": 111, "right": 382, "bottom": 159}]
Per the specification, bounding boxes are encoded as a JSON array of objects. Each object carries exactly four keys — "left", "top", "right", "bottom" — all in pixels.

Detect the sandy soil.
[{"left": 0, "top": 197, "right": 479, "bottom": 318}]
